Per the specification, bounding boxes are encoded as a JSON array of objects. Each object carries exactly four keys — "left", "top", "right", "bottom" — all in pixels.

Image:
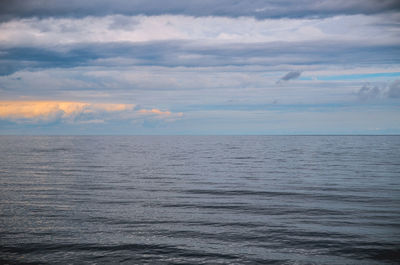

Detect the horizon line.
[{"left": 1, "top": 134, "right": 399, "bottom": 137}]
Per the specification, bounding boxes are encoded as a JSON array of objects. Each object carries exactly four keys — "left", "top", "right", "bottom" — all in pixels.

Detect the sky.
[{"left": 0, "top": 0, "right": 399, "bottom": 135}]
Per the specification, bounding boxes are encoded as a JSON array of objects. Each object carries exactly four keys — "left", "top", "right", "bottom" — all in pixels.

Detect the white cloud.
[{"left": 0, "top": 14, "right": 398, "bottom": 47}]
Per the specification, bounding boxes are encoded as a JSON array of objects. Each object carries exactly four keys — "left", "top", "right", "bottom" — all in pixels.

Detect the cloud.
[
  {"left": 137, "top": 108, "right": 184, "bottom": 122},
  {"left": 138, "top": 109, "right": 172, "bottom": 116},
  {"left": 0, "top": 0, "right": 398, "bottom": 21},
  {"left": 0, "top": 101, "right": 133, "bottom": 121},
  {"left": 2, "top": 39, "right": 399, "bottom": 77},
  {"left": 0, "top": 3, "right": 399, "bottom": 134},
  {"left": 0, "top": 101, "right": 182, "bottom": 123},
  {"left": 357, "top": 80, "right": 400, "bottom": 101},
  {"left": 388, "top": 80, "right": 400, "bottom": 98},
  {"left": 1, "top": 14, "right": 399, "bottom": 48},
  {"left": 1, "top": 13, "right": 399, "bottom": 76},
  {"left": 277, "top": 71, "right": 302, "bottom": 83},
  {"left": 357, "top": 83, "right": 381, "bottom": 101},
  {"left": 281, "top": 71, "right": 302, "bottom": 81}
]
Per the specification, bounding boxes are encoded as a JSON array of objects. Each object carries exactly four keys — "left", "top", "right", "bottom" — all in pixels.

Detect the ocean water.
[{"left": 0, "top": 135, "right": 399, "bottom": 265}]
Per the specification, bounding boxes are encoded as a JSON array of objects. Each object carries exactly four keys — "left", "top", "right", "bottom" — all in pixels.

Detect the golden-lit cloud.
[
  {"left": 138, "top": 109, "right": 170, "bottom": 116},
  {"left": 0, "top": 101, "right": 182, "bottom": 124},
  {"left": 0, "top": 101, "right": 134, "bottom": 120},
  {"left": 138, "top": 108, "right": 183, "bottom": 120}
]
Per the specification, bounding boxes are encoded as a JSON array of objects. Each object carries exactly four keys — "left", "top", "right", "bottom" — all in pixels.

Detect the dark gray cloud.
[
  {"left": 279, "top": 71, "right": 302, "bottom": 82},
  {"left": 1, "top": 41, "right": 399, "bottom": 76},
  {"left": 0, "top": 0, "right": 399, "bottom": 21},
  {"left": 108, "top": 15, "right": 140, "bottom": 30}
]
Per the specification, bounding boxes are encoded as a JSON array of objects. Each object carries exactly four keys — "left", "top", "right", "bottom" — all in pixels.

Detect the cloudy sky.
[{"left": 0, "top": 0, "right": 399, "bottom": 134}]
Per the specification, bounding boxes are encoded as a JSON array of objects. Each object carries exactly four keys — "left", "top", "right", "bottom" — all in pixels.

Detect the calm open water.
[{"left": 0, "top": 136, "right": 399, "bottom": 264}]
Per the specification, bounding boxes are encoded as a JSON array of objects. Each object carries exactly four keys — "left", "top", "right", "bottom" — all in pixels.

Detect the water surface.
[{"left": 0, "top": 136, "right": 399, "bottom": 264}]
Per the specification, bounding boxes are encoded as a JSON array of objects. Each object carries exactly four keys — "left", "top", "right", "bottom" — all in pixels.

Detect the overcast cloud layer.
[
  {"left": 1, "top": 0, "right": 399, "bottom": 20},
  {"left": 0, "top": 1, "right": 399, "bottom": 134}
]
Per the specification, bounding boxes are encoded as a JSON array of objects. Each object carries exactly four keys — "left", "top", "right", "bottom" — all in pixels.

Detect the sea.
[{"left": 0, "top": 135, "right": 399, "bottom": 264}]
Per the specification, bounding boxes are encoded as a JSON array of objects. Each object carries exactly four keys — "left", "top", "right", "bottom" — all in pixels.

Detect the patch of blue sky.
[
  {"left": 179, "top": 103, "right": 351, "bottom": 112},
  {"left": 176, "top": 102, "right": 400, "bottom": 114},
  {"left": 298, "top": 76, "right": 313, "bottom": 81},
  {"left": 316, "top": 72, "right": 400, "bottom": 81}
]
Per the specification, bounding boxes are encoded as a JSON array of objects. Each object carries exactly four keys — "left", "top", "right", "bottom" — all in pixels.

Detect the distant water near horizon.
[{"left": 0, "top": 136, "right": 399, "bottom": 264}]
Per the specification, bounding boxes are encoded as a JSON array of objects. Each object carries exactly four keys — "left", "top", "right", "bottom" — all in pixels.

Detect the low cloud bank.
[{"left": 0, "top": 101, "right": 182, "bottom": 123}]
